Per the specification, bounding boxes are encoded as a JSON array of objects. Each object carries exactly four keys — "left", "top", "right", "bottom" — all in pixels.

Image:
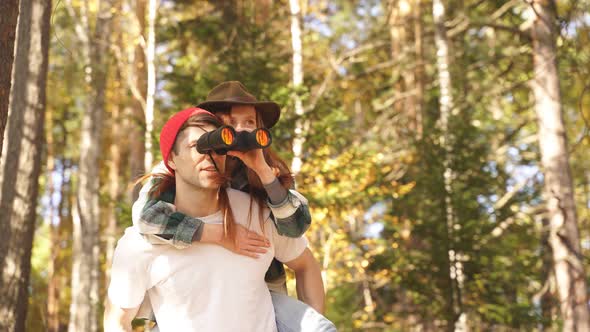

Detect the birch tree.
[
  {"left": 412, "top": 0, "right": 424, "bottom": 138},
  {"left": 289, "top": 0, "right": 305, "bottom": 174},
  {"left": 105, "top": 100, "right": 122, "bottom": 279},
  {"left": 530, "top": 1, "right": 590, "bottom": 330},
  {"left": 65, "top": 0, "right": 113, "bottom": 330},
  {"left": 120, "top": 0, "right": 146, "bottom": 201},
  {"left": 144, "top": 0, "right": 157, "bottom": 172},
  {"left": 112, "top": 0, "right": 155, "bottom": 200},
  {"left": 433, "top": 0, "right": 466, "bottom": 330}
]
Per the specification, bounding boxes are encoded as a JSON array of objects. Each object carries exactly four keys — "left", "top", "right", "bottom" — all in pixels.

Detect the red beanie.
[{"left": 160, "top": 107, "right": 216, "bottom": 173}]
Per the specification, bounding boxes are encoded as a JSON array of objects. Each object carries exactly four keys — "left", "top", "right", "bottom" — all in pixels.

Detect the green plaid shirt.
[{"left": 132, "top": 164, "right": 311, "bottom": 289}]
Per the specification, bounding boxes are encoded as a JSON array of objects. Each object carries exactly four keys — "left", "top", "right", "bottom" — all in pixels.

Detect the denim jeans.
[
  {"left": 271, "top": 291, "right": 337, "bottom": 332},
  {"left": 147, "top": 292, "right": 337, "bottom": 331}
]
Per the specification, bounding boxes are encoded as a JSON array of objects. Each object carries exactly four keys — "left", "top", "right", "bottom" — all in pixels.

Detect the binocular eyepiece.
[{"left": 197, "top": 125, "right": 272, "bottom": 155}]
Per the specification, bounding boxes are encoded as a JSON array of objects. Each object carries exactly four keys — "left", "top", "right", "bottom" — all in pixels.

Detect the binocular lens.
[
  {"left": 197, "top": 125, "right": 236, "bottom": 154},
  {"left": 233, "top": 128, "right": 272, "bottom": 151},
  {"left": 255, "top": 129, "right": 270, "bottom": 147},
  {"left": 196, "top": 126, "right": 272, "bottom": 154},
  {"left": 221, "top": 127, "right": 234, "bottom": 145}
]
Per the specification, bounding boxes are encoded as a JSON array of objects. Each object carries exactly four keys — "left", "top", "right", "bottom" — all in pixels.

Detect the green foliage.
[
  {"left": 158, "top": 1, "right": 292, "bottom": 109},
  {"left": 325, "top": 282, "right": 360, "bottom": 330},
  {"left": 26, "top": 0, "right": 590, "bottom": 330}
]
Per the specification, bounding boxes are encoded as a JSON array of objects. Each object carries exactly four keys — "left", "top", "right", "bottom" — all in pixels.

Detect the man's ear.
[{"left": 167, "top": 154, "right": 177, "bottom": 171}]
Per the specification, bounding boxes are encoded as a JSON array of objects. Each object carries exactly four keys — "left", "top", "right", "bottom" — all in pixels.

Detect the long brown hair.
[
  {"left": 218, "top": 108, "right": 295, "bottom": 229},
  {"left": 136, "top": 112, "right": 237, "bottom": 242}
]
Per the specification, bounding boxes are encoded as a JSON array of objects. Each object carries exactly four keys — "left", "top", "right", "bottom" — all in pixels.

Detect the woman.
[{"left": 131, "top": 82, "right": 336, "bottom": 331}]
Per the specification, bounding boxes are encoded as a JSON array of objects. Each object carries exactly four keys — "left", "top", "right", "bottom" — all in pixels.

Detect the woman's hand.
[
  {"left": 227, "top": 148, "right": 265, "bottom": 172},
  {"left": 220, "top": 223, "right": 271, "bottom": 258},
  {"left": 227, "top": 149, "right": 277, "bottom": 185}
]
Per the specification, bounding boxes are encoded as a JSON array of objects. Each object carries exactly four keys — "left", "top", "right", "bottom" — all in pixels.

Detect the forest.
[{"left": 0, "top": 0, "right": 589, "bottom": 331}]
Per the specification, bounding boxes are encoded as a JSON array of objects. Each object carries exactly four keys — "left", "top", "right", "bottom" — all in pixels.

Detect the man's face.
[
  {"left": 169, "top": 124, "right": 226, "bottom": 190},
  {"left": 225, "top": 105, "right": 258, "bottom": 132}
]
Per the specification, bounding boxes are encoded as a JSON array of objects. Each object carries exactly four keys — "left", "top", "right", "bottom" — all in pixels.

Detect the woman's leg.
[{"left": 271, "top": 291, "right": 337, "bottom": 332}]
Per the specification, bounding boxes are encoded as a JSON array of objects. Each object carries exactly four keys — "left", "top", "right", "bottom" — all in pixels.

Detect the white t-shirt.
[{"left": 108, "top": 189, "right": 308, "bottom": 332}]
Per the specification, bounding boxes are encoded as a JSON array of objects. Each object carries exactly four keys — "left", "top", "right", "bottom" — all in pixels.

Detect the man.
[
  {"left": 131, "top": 81, "right": 336, "bottom": 331},
  {"left": 104, "top": 108, "right": 326, "bottom": 331}
]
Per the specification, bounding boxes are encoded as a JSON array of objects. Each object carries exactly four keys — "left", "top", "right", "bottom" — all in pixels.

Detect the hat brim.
[{"left": 197, "top": 100, "right": 280, "bottom": 128}]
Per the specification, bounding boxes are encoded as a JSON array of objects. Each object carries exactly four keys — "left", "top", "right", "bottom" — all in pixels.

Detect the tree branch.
[
  {"left": 305, "top": 40, "right": 389, "bottom": 113},
  {"left": 110, "top": 43, "right": 147, "bottom": 112},
  {"left": 63, "top": 0, "right": 89, "bottom": 55}
]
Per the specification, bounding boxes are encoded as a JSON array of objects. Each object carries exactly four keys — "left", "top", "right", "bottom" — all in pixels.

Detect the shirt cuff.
[
  {"left": 192, "top": 221, "right": 204, "bottom": 242},
  {"left": 263, "top": 178, "right": 288, "bottom": 205},
  {"left": 173, "top": 214, "right": 201, "bottom": 245}
]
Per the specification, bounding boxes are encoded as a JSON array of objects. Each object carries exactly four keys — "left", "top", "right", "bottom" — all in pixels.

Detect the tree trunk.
[
  {"left": 432, "top": 1, "right": 466, "bottom": 331},
  {"left": 388, "top": 1, "right": 409, "bottom": 114},
  {"left": 413, "top": 0, "right": 424, "bottom": 138},
  {"left": 129, "top": 0, "right": 147, "bottom": 201},
  {"left": 47, "top": 196, "right": 62, "bottom": 332},
  {"left": 105, "top": 103, "right": 122, "bottom": 279},
  {"left": 56, "top": 157, "right": 73, "bottom": 332},
  {"left": 0, "top": 0, "right": 19, "bottom": 158},
  {"left": 106, "top": 15, "right": 125, "bottom": 275},
  {"left": 144, "top": 0, "right": 157, "bottom": 172},
  {"left": 389, "top": 0, "right": 423, "bottom": 139},
  {"left": 531, "top": 1, "right": 590, "bottom": 330},
  {"left": 68, "top": 1, "right": 113, "bottom": 331},
  {"left": 45, "top": 105, "right": 61, "bottom": 332},
  {"left": 0, "top": 0, "right": 51, "bottom": 330},
  {"left": 289, "top": 0, "right": 305, "bottom": 174},
  {"left": 538, "top": 216, "right": 555, "bottom": 330}
]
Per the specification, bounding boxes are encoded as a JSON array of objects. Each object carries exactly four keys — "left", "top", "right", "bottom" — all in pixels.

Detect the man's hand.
[
  {"left": 103, "top": 299, "right": 138, "bottom": 332},
  {"left": 219, "top": 224, "right": 270, "bottom": 258}
]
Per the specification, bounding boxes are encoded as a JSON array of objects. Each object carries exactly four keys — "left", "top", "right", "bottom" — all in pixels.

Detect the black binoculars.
[{"left": 196, "top": 125, "right": 272, "bottom": 155}]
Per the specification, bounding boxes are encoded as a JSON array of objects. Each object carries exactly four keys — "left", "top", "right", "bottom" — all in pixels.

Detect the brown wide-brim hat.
[{"left": 197, "top": 81, "right": 281, "bottom": 128}]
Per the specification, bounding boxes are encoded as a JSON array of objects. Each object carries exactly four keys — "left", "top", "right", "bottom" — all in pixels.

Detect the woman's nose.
[{"left": 210, "top": 150, "right": 226, "bottom": 160}]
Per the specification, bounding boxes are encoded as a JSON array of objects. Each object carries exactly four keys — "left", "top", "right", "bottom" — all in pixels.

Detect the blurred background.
[{"left": 0, "top": 0, "right": 589, "bottom": 331}]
